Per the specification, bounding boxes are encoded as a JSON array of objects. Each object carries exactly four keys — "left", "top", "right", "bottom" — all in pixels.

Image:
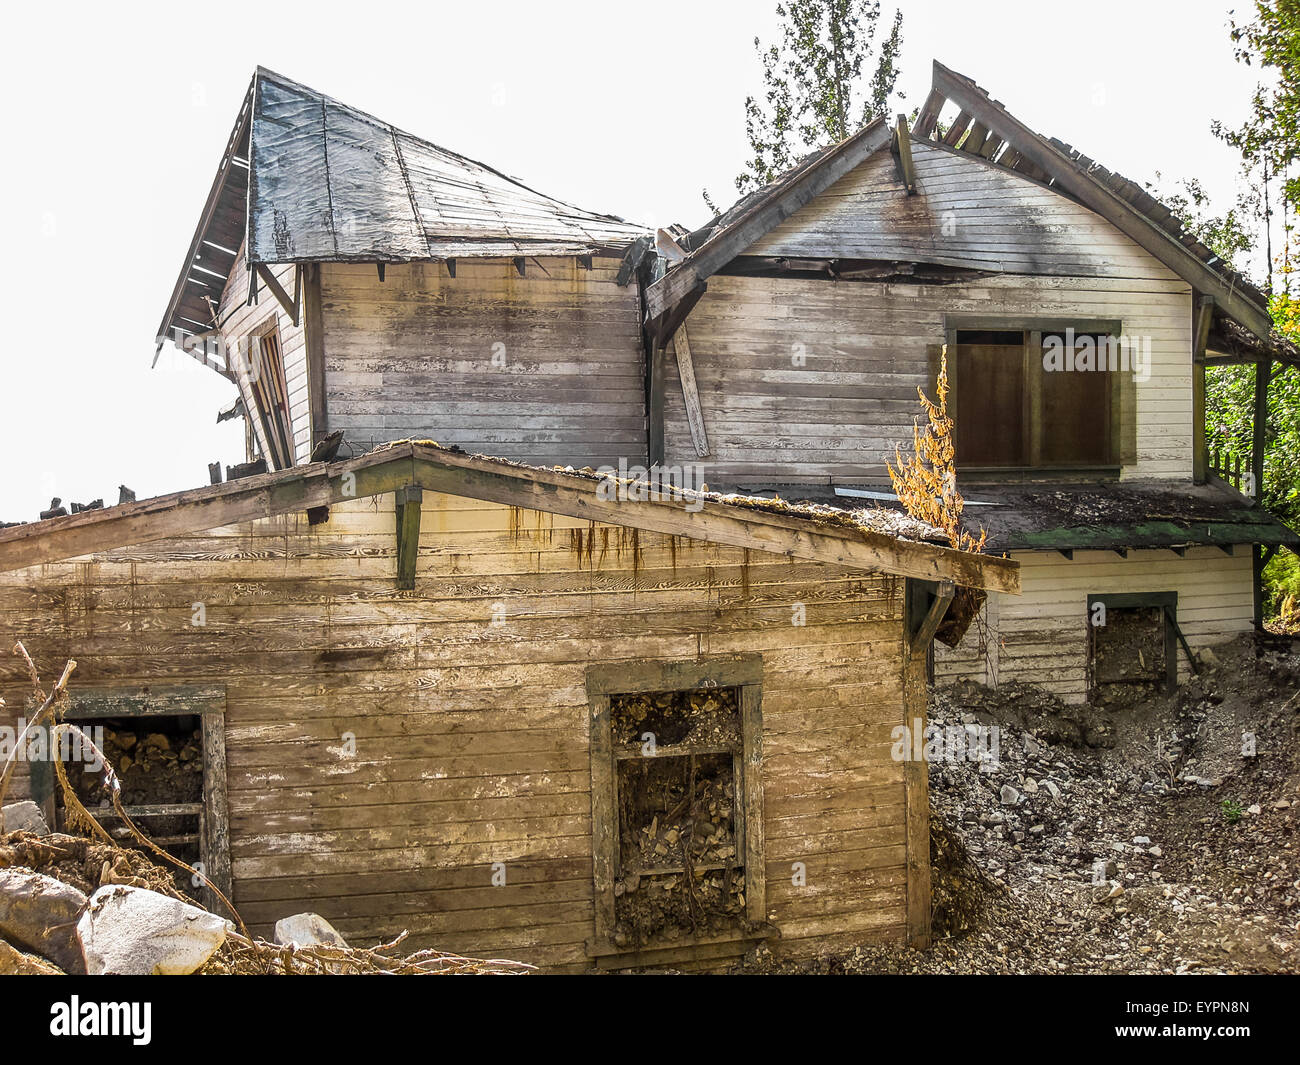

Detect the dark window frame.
[
  {"left": 941, "top": 315, "right": 1135, "bottom": 480},
  {"left": 584, "top": 655, "right": 767, "bottom": 963}
]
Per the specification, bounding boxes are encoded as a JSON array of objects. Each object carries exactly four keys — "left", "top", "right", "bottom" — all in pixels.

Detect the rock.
[
  {"left": 1022, "top": 778, "right": 1039, "bottom": 795},
  {"left": 273, "top": 912, "right": 348, "bottom": 950},
  {"left": 1000, "top": 785, "right": 1020, "bottom": 806},
  {"left": 1, "top": 800, "right": 49, "bottom": 836},
  {"left": 77, "top": 885, "right": 227, "bottom": 975},
  {"left": 1197, "top": 647, "right": 1221, "bottom": 670},
  {"left": 1247, "top": 804, "right": 1262, "bottom": 816},
  {"left": 0, "top": 869, "right": 87, "bottom": 973},
  {"left": 1133, "top": 836, "right": 1150, "bottom": 845},
  {"left": 0, "top": 937, "right": 63, "bottom": 975},
  {"left": 1043, "top": 780, "right": 1061, "bottom": 800}
]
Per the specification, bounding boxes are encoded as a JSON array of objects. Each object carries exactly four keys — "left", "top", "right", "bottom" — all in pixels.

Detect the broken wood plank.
[{"left": 669, "top": 323, "right": 711, "bottom": 457}]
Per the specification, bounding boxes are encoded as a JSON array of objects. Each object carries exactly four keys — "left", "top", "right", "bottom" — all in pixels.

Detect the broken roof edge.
[
  {"left": 647, "top": 59, "right": 1275, "bottom": 342},
  {"left": 0, "top": 441, "right": 1019, "bottom": 594}
]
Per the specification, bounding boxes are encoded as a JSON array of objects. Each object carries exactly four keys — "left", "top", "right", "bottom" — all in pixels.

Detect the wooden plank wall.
[
  {"left": 934, "top": 547, "right": 1254, "bottom": 702},
  {"left": 749, "top": 139, "right": 1178, "bottom": 277},
  {"left": 664, "top": 141, "right": 1193, "bottom": 484},
  {"left": 218, "top": 242, "right": 311, "bottom": 464},
  {"left": 0, "top": 496, "right": 908, "bottom": 970},
  {"left": 319, "top": 258, "right": 647, "bottom": 469}
]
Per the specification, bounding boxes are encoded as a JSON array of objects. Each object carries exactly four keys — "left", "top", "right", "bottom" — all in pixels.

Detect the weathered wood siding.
[
  {"left": 665, "top": 143, "right": 1193, "bottom": 483},
  {"left": 0, "top": 496, "right": 908, "bottom": 969},
  {"left": 319, "top": 258, "right": 646, "bottom": 468},
  {"left": 750, "top": 139, "right": 1183, "bottom": 278},
  {"left": 934, "top": 547, "right": 1254, "bottom": 702},
  {"left": 664, "top": 272, "right": 1192, "bottom": 483},
  {"left": 217, "top": 244, "right": 312, "bottom": 464}
]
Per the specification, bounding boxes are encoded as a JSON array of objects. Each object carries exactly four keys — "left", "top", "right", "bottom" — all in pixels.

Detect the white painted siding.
[
  {"left": 935, "top": 546, "right": 1254, "bottom": 702},
  {"left": 751, "top": 139, "right": 1184, "bottom": 282},
  {"left": 217, "top": 243, "right": 311, "bottom": 465},
  {"left": 664, "top": 272, "right": 1193, "bottom": 483}
]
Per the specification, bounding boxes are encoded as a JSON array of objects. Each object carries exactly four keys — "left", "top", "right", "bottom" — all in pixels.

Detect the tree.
[{"left": 735, "top": 1, "right": 903, "bottom": 196}]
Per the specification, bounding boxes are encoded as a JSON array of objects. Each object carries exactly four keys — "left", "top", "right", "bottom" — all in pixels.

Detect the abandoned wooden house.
[
  {"left": 0, "top": 66, "right": 1021, "bottom": 969},
  {"left": 0, "top": 444, "right": 1016, "bottom": 968},
  {"left": 2, "top": 57, "right": 1296, "bottom": 969}
]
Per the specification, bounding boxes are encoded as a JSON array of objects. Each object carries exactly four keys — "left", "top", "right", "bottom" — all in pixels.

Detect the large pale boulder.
[
  {"left": 274, "top": 912, "right": 348, "bottom": 949},
  {"left": 1, "top": 800, "right": 50, "bottom": 836},
  {"left": 77, "top": 885, "right": 227, "bottom": 975},
  {"left": 0, "top": 868, "right": 87, "bottom": 973}
]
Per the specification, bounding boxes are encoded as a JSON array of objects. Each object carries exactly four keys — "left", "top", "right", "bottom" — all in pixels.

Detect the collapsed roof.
[
  {"left": 158, "top": 68, "right": 647, "bottom": 345},
  {"left": 0, "top": 442, "right": 1020, "bottom": 594}
]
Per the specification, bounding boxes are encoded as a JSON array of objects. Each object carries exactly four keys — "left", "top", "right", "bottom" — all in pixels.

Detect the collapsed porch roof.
[{"left": 0, "top": 442, "right": 1018, "bottom": 594}]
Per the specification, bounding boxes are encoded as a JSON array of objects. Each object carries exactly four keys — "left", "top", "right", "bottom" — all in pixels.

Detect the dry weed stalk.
[{"left": 887, "top": 347, "right": 987, "bottom": 555}]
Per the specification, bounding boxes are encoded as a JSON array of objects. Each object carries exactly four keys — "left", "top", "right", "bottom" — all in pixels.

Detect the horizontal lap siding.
[
  {"left": 0, "top": 496, "right": 907, "bottom": 969},
  {"left": 935, "top": 547, "right": 1253, "bottom": 702},
  {"left": 666, "top": 273, "right": 1192, "bottom": 483},
  {"left": 321, "top": 258, "right": 647, "bottom": 469},
  {"left": 218, "top": 243, "right": 311, "bottom": 464},
  {"left": 668, "top": 142, "right": 1192, "bottom": 483}
]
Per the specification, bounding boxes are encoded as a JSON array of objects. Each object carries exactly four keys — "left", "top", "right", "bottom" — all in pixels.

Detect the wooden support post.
[
  {"left": 910, "top": 579, "right": 955, "bottom": 655},
  {"left": 669, "top": 324, "right": 710, "bottom": 458},
  {"left": 303, "top": 263, "right": 327, "bottom": 446},
  {"left": 1251, "top": 357, "right": 1271, "bottom": 503},
  {"left": 395, "top": 486, "right": 423, "bottom": 590},
  {"left": 648, "top": 343, "right": 666, "bottom": 467},
  {"left": 893, "top": 115, "right": 917, "bottom": 195},
  {"left": 1193, "top": 295, "right": 1213, "bottom": 483},
  {"left": 903, "top": 623, "right": 932, "bottom": 948}
]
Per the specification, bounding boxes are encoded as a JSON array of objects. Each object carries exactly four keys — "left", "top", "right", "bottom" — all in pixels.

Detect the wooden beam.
[
  {"left": 913, "top": 87, "right": 945, "bottom": 138},
  {"left": 643, "top": 120, "right": 892, "bottom": 324},
  {"left": 931, "top": 61, "right": 1274, "bottom": 340},
  {"left": 1252, "top": 357, "right": 1271, "bottom": 502},
  {"left": 910, "top": 579, "right": 955, "bottom": 654},
  {"left": 648, "top": 343, "right": 666, "bottom": 467},
  {"left": 893, "top": 115, "right": 917, "bottom": 195},
  {"left": 253, "top": 263, "right": 300, "bottom": 326},
  {"left": 395, "top": 485, "right": 422, "bottom": 590},
  {"left": 669, "top": 323, "right": 710, "bottom": 458}
]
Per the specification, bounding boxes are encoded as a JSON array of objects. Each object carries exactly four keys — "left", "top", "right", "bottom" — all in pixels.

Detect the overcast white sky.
[{"left": 0, "top": 0, "right": 1271, "bottom": 519}]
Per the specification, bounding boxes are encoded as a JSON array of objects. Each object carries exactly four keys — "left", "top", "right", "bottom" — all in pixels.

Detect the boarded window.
[
  {"left": 586, "top": 657, "right": 766, "bottom": 967},
  {"left": 952, "top": 329, "right": 1118, "bottom": 470},
  {"left": 247, "top": 322, "right": 294, "bottom": 470}
]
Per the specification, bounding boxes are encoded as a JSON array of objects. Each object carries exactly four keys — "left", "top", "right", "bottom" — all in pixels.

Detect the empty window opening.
[
  {"left": 1088, "top": 592, "right": 1178, "bottom": 693},
  {"left": 63, "top": 714, "right": 204, "bottom": 897}
]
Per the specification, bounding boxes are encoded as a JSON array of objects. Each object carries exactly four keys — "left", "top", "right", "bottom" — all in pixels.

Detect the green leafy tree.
[{"left": 735, "top": 1, "right": 903, "bottom": 196}]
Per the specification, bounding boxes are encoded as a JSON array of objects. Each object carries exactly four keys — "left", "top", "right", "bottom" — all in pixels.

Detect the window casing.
[
  {"left": 585, "top": 656, "right": 767, "bottom": 961},
  {"left": 943, "top": 318, "right": 1135, "bottom": 476}
]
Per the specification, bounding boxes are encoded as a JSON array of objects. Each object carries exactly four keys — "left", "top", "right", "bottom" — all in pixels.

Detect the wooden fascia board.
[
  {"left": 931, "top": 61, "right": 1273, "bottom": 340},
  {"left": 643, "top": 120, "right": 892, "bottom": 323},
  {"left": 0, "top": 442, "right": 1020, "bottom": 594},
  {"left": 156, "top": 74, "right": 256, "bottom": 347}
]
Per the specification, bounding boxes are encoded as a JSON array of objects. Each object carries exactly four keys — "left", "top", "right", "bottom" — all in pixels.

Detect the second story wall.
[
  {"left": 319, "top": 257, "right": 645, "bottom": 468},
  {"left": 662, "top": 140, "right": 1194, "bottom": 485}
]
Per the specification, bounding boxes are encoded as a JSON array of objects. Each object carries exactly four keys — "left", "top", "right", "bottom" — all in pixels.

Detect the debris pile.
[
  {"left": 778, "top": 633, "right": 1299, "bottom": 974},
  {"left": 0, "top": 826, "right": 533, "bottom": 976}
]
